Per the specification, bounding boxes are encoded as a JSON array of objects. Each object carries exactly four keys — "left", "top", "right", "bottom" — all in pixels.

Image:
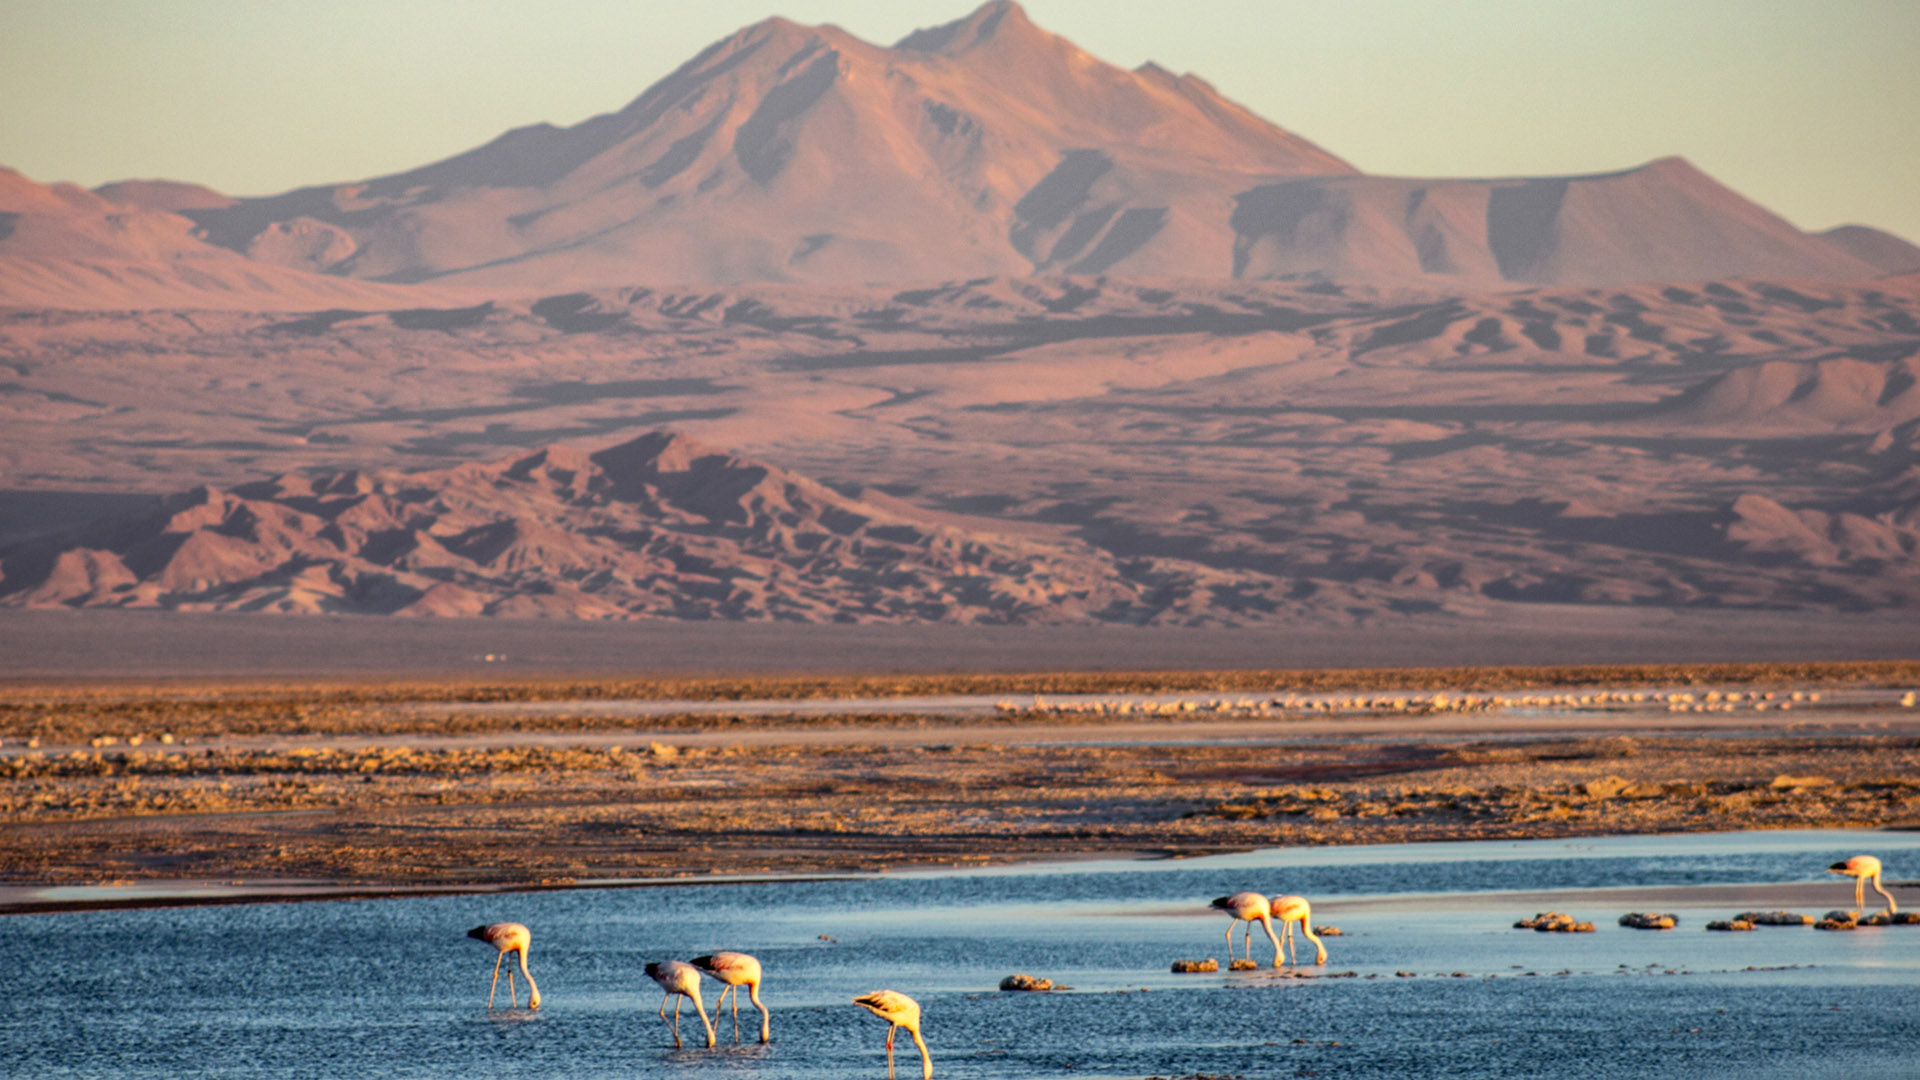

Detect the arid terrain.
[
  {"left": 3, "top": 661, "right": 1917, "bottom": 910},
  {"left": 5, "top": 274, "right": 1920, "bottom": 621},
  {"left": 4, "top": 3, "right": 1919, "bottom": 626},
  {"left": 2, "top": 2, "right": 1918, "bottom": 912}
]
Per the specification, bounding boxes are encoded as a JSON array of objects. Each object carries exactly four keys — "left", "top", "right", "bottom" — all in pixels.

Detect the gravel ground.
[{"left": 3, "top": 703, "right": 1916, "bottom": 901}]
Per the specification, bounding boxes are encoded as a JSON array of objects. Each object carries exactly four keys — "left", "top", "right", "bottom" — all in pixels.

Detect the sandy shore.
[
  {"left": 3, "top": 661, "right": 1917, "bottom": 914},
  {"left": 6, "top": 872, "right": 1903, "bottom": 919}
]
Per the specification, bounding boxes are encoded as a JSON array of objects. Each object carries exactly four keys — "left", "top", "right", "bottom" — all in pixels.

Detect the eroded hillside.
[{"left": 3, "top": 275, "right": 1917, "bottom": 619}]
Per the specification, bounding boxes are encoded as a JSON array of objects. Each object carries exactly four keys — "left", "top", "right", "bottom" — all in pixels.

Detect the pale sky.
[{"left": 3, "top": 0, "right": 1915, "bottom": 241}]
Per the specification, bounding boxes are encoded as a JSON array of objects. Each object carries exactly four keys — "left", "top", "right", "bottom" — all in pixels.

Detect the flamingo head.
[{"left": 527, "top": 989, "right": 542, "bottom": 1009}]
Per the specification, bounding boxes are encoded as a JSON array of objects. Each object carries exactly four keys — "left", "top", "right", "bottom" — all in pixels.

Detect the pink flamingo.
[
  {"left": 1271, "top": 895, "right": 1329, "bottom": 965},
  {"left": 691, "top": 952, "right": 770, "bottom": 1043},
  {"left": 1210, "top": 891, "right": 1283, "bottom": 966},
  {"left": 646, "top": 960, "right": 716, "bottom": 1048},
  {"left": 1828, "top": 855, "right": 1898, "bottom": 915},
  {"left": 467, "top": 922, "right": 541, "bottom": 1009},
  {"left": 854, "top": 990, "right": 931, "bottom": 1079}
]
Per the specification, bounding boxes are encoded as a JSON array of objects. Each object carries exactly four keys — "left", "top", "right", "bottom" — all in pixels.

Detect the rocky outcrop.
[{"left": 0, "top": 431, "right": 1234, "bottom": 623}]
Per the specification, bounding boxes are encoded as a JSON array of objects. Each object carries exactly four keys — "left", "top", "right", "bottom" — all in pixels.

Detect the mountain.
[
  {"left": 156, "top": 1, "right": 1880, "bottom": 291},
  {"left": 1230, "top": 158, "right": 1880, "bottom": 286},
  {"left": 3, "top": 2, "right": 1903, "bottom": 301},
  {"left": 0, "top": 168, "right": 465, "bottom": 310},
  {"left": 6, "top": 274, "right": 1918, "bottom": 618},
  {"left": 0, "top": 431, "right": 1255, "bottom": 623},
  {"left": 93, "top": 179, "right": 236, "bottom": 213},
  {"left": 179, "top": 2, "right": 1352, "bottom": 290},
  {"left": 1818, "top": 225, "right": 1920, "bottom": 275}
]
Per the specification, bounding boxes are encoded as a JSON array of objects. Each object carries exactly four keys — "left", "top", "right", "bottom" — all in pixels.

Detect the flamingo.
[
  {"left": 646, "top": 960, "right": 716, "bottom": 1048},
  {"left": 1271, "top": 895, "right": 1329, "bottom": 965},
  {"left": 1828, "top": 855, "right": 1898, "bottom": 915},
  {"left": 467, "top": 922, "right": 541, "bottom": 1009},
  {"left": 1210, "top": 891, "right": 1284, "bottom": 966},
  {"left": 853, "top": 990, "right": 931, "bottom": 1079},
  {"left": 690, "top": 952, "right": 769, "bottom": 1044}
]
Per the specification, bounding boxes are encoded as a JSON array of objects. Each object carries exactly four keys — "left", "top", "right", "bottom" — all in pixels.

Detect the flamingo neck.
[
  {"left": 909, "top": 1026, "right": 932, "bottom": 1079},
  {"left": 517, "top": 949, "right": 541, "bottom": 1008},
  {"left": 748, "top": 982, "right": 771, "bottom": 1040},
  {"left": 1259, "top": 915, "right": 1283, "bottom": 961},
  {"left": 1297, "top": 919, "right": 1327, "bottom": 961},
  {"left": 698, "top": 993, "right": 718, "bottom": 1043},
  {"left": 1871, "top": 873, "right": 1898, "bottom": 913}
]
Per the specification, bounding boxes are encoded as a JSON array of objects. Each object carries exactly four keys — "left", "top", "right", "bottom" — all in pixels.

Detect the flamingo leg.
[
  {"left": 487, "top": 951, "right": 505, "bottom": 1009},
  {"left": 732, "top": 984, "right": 741, "bottom": 1043},
  {"left": 886, "top": 1025, "right": 897, "bottom": 1080},
  {"left": 507, "top": 966, "right": 518, "bottom": 1008},
  {"left": 670, "top": 995, "right": 683, "bottom": 1047},
  {"left": 1856, "top": 875, "right": 1867, "bottom": 912}
]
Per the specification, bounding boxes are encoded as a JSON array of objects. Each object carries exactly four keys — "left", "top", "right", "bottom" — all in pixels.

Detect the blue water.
[{"left": 6, "top": 830, "right": 1918, "bottom": 1079}]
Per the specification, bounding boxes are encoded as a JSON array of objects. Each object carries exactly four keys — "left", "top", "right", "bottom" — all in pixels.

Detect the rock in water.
[
  {"left": 1516, "top": 911, "right": 1596, "bottom": 932},
  {"left": 1706, "top": 919, "right": 1755, "bottom": 931},
  {"left": 998, "top": 974, "right": 1054, "bottom": 991},
  {"left": 1619, "top": 912, "right": 1679, "bottom": 930},
  {"left": 1735, "top": 910, "right": 1815, "bottom": 925},
  {"left": 1170, "top": 958, "right": 1220, "bottom": 973}
]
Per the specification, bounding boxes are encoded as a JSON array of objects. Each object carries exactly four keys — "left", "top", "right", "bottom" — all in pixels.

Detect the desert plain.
[
  {"left": 2, "top": 657, "right": 1916, "bottom": 914},
  {"left": 5, "top": 6, "right": 1920, "bottom": 1079},
  {"left": 1, "top": 0, "right": 1917, "bottom": 925}
]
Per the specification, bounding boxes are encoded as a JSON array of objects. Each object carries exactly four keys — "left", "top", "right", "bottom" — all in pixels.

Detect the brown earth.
[
  {"left": 6, "top": 659, "right": 1917, "bottom": 743},
  {"left": 2, "top": 665, "right": 1917, "bottom": 905},
  {"left": 0, "top": 431, "right": 1178, "bottom": 621},
  {"left": 5, "top": 274, "right": 1920, "bottom": 623}
]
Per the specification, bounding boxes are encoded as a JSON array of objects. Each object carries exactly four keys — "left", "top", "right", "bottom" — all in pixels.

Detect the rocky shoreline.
[{"left": 4, "top": 720, "right": 1915, "bottom": 905}]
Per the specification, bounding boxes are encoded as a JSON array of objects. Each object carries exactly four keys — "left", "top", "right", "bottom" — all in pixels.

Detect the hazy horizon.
[{"left": 2, "top": 0, "right": 1915, "bottom": 242}]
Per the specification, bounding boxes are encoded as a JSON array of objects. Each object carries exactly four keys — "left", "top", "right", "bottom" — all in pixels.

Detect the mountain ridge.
[
  {"left": 0, "top": 430, "right": 1279, "bottom": 623},
  {"left": 143, "top": 1, "right": 1881, "bottom": 291},
  {"left": 5, "top": 1, "right": 1911, "bottom": 299}
]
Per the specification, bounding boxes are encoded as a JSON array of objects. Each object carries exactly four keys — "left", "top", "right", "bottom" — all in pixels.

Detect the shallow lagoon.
[{"left": 6, "top": 830, "right": 1917, "bottom": 1079}]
